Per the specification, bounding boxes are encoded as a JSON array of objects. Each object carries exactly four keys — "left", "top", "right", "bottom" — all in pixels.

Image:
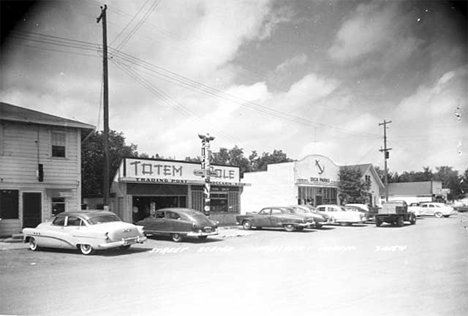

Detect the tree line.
[{"left": 82, "top": 130, "right": 468, "bottom": 201}]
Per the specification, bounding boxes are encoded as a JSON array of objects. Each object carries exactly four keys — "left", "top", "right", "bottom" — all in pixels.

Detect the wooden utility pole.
[
  {"left": 97, "top": 5, "right": 110, "bottom": 207},
  {"left": 379, "top": 120, "right": 392, "bottom": 202}
]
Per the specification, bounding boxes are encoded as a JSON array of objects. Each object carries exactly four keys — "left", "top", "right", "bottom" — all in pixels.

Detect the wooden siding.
[
  {"left": 0, "top": 121, "right": 83, "bottom": 235},
  {"left": 0, "top": 122, "right": 80, "bottom": 184}
]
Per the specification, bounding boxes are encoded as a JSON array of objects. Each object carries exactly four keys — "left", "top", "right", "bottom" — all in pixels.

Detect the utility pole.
[
  {"left": 97, "top": 5, "right": 110, "bottom": 208},
  {"left": 198, "top": 133, "right": 215, "bottom": 217},
  {"left": 379, "top": 120, "right": 392, "bottom": 202}
]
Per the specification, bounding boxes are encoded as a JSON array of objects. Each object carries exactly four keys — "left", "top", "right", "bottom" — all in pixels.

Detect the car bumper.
[
  {"left": 297, "top": 222, "right": 314, "bottom": 227},
  {"left": 187, "top": 229, "right": 219, "bottom": 237},
  {"left": 98, "top": 235, "right": 147, "bottom": 249}
]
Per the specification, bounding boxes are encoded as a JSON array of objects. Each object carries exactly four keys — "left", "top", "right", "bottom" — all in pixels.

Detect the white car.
[
  {"left": 419, "top": 202, "right": 456, "bottom": 218},
  {"left": 408, "top": 203, "right": 424, "bottom": 217},
  {"left": 316, "top": 204, "right": 367, "bottom": 225},
  {"left": 23, "top": 210, "right": 147, "bottom": 255}
]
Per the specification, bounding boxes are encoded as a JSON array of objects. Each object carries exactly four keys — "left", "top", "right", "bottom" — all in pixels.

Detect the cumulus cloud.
[
  {"left": 275, "top": 53, "right": 308, "bottom": 73},
  {"left": 328, "top": 1, "right": 418, "bottom": 65},
  {"left": 283, "top": 73, "right": 339, "bottom": 103}
]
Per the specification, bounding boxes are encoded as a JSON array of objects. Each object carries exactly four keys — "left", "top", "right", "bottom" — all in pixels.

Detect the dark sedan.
[
  {"left": 236, "top": 206, "right": 314, "bottom": 232},
  {"left": 137, "top": 208, "right": 219, "bottom": 242}
]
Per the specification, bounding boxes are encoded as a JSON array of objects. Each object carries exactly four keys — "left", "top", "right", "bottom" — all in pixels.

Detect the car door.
[
  {"left": 426, "top": 204, "right": 435, "bottom": 216},
  {"left": 269, "top": 208, "right": 284, "bottom": 227},
  {"left": 166, "top": 211, "right": 189, "bottom": 232},
  {"left": 143, "top": 211, "right": 166, "bottom": 233},
  {"left": 42, "top": 216, "right": 67, "bottom": 248},
  {"left": 255, "top": 208, "right": 272, "bottom": 227},
  {"left": 61, "top": 216, "right": 86, "bottom": 249}
]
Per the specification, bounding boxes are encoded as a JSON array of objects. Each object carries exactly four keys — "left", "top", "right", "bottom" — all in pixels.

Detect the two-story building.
[{"left": 0, "top": 102, "right": 94, "bottom": 236}]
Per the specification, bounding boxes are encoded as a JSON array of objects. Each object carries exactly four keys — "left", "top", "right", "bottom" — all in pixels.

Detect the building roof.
[
  {"left": 341, "top": 163, "right": 385, "bottom": 190},
  {"left": 0, "top": 102, "right": 95, "bottom": 140}
]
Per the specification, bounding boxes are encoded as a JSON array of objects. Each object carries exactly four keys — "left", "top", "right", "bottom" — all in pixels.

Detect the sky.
[{"left": 1, "top": 0, "right": 467, "bottom": 174}]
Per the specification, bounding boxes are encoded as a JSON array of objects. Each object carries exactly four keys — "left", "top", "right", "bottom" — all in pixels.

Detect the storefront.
[
  {"left": 110, "top": 157, "right": 244, "bottom": 225},
  {"left": 241, "top": 155, "right": 339, "bottom": 213}
]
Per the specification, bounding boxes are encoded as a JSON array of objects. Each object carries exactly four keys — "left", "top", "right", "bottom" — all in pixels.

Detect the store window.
[
  {"left": 0, "top": 190, "right": 19, "bottom": 219},
  {"left": 210, "top": 193, "right": 228, "bottom": 212},
  {"left": 51, "top": 131, "right": 66, "bottom": 157},
  {"left": 52, "top": 197, "right": 66, "bottom": 216}
]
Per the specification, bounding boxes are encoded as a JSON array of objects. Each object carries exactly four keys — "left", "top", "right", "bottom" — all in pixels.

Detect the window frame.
[
  {"left": 51, "top": 131, "right": 67, "bottom": 158},
  {"left": 52, "top": 197, "right": 66, "bottom": 216},
  {"left": 0, "top": 190, "right": 19, "bottom": 219}
]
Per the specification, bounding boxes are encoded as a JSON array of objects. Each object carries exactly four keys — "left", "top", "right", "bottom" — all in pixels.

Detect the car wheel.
[
  {"left": 29, "top": 237, "right": 39, "bottom": 251},
  {"left": 375, "top": 217, "right": 382, "bottom": 227},
  {"left": 296, "top": 227, "right": 304, "bottom": 232},
  {"left": 79, "top": 244, "right": 95, "bottom": 255},
  {"left": 198, "top": 236, "right": 208, "bottom": 240},
  {"left": 434, "top": 212, "right": 443, "bottom": 218},
  {"left": 284, "top": 224, "right": 295, "bottom": 232},
  {"left": 397, "top": 216, "right": 404, "bottom": 227},
  {"left": 410, "top": 214, "right": 416, "bottom": 225},
  {"left": 315, "top": 223, "right": 323, "bottom": 229},
  {"left": 171, "top": 233, "right": 183, "bottom": 242},
  {"left": 242, "top": 221, "right": 252, "bottom": 230}
]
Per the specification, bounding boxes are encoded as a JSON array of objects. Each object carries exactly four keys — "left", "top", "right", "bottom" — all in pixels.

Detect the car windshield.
[{"left": 87, "top": 214, "right": 121, "bottom": 225}]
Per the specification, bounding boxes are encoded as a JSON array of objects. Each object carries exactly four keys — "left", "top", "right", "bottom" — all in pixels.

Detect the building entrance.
[{"left": 132, "top": 196, "right": 187, "bottom": 223}]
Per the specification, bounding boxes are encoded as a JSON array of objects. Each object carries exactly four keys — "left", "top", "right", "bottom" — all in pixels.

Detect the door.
[
  {"left": 23, "top": 192, "right": 42, "bottom": 228},
  {"left": 316, "top": 196, "right": 323, "bottom": 206}
]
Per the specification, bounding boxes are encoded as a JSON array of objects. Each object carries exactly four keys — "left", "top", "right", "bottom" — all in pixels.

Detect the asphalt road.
[{"left": 1, "top": 215, "right": 467, "bottom": 316}]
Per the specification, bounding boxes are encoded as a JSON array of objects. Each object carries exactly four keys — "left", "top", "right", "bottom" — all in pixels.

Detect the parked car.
[
  {"left": 344, "top": 204, "right": 371, "bottom": 221},
  {"left": 408, "top": 202, "right": 424, "bottom": 217},
  {"left": 22, "top": 210, "right": 147, "bottom": 255},
  {"left": 236, "top": 206, "right": 315, "bottom": 232},
  {"left": 137, "top": 208, "right": 219, "bottom": 242},
  {"left": 448, "top": 200, "right": 468, "bottom": 212},
  {"left": 288, "top": 205, "right": 332, "bottom": 228},
  {"left": 419, "top": 202, "right": 456, "bottom": 218},
  {"left": 316, "top": 205, "right": 367, "bottom": 225}
]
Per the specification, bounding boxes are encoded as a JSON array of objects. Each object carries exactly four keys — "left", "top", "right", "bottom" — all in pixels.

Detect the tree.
[
  {"left": 81, "top": 130, "right": 138, "bottom": 197},
  {"left": 433, "top": 166, "right": 461, "bottom": 200},
  {"left": 250, "top": 149, "right": 293, "bottom": 172},
  {"left": 338, "top": 166, "right": 371, "bottom": 205}
]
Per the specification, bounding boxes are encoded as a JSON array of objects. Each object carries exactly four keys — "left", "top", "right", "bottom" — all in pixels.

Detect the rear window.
[{"left": 87, "top": 214, "right": 121, "bottom": 225}]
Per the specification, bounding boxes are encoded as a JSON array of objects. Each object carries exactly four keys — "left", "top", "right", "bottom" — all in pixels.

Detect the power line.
[{"left": 9, "top": 29, "right": 382, "bottom": 139}]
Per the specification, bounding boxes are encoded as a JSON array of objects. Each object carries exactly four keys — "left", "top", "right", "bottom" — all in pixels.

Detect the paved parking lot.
[{"left": 1, "top": 215, "right": 467, "bottom": 316}]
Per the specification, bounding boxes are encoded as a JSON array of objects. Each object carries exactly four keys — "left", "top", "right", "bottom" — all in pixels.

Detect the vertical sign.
[{"left": 198, "top": 134, "right": 215, "bottom": 216}]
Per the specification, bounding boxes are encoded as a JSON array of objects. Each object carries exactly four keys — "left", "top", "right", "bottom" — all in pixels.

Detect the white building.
[
  {"left": 0, "top": 102, "right": 94, "bottom": 236},
  {"left": 241, "top": 155, "right": 384, "bottom": 213}
]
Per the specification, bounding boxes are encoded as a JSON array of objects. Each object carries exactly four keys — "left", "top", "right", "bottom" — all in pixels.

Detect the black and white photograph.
[{"left": 1, "top": 0, "right": 467, "bottom": 315}]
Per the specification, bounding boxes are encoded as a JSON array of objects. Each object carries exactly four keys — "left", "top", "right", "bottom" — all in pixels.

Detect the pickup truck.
[{"left": 375, "top": 200, "right": 416, "bottom": 227}]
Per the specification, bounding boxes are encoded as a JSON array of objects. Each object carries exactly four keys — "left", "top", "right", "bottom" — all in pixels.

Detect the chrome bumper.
[
  {"left": 99, "top": 235, "right": 147, "bottom": 249},
  {"left": 187, "top": 229, "right": 219, "bottom": 237}
]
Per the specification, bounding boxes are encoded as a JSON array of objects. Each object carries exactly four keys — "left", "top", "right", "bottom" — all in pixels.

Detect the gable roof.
[
  {"left": 0, "top": 102, "right": 95, "bottom": 140},
  {"left": 341, "top": 163, "right": 385, "bottom": 191}
]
